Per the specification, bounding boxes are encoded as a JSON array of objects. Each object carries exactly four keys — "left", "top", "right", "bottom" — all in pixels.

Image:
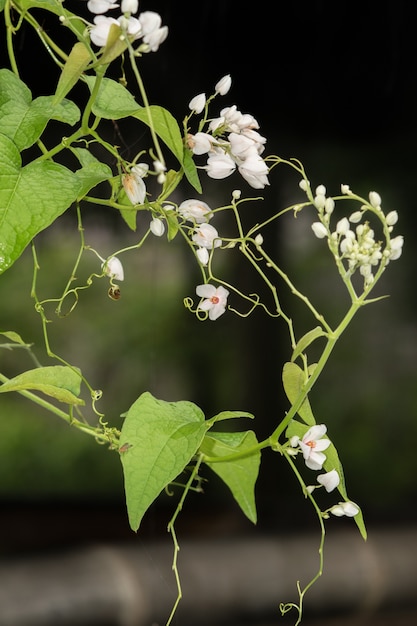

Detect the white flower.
[
  {"left": 138, "top": 11, "right": 168, "bottom": 51},
  {"left": 131, "top": 162, "right": 149, "bottom": 178},
  {"left": 205, "top": 151, "right": 236, "bottom": 180},
  {"left": 150, "top": 217, "right": 165, "bottom": 236},
  {"left": 187, "top": 132, "right": 213, "bottom": 155},
  {"left": 196, "top": 247, "right": 209, "bottom": 266},
  {"left": 87, "top": 0, "right": 119, "bottom": 15},
  {"left": 121, "top": 0, "right": 138, "bottom": 13},
  {"left": 143, "top": 25, "right": 168, "bottom": 51},
  {"left": 215, "top": 74, "right": 232, "bottom": 95},
  {"left": 138, "top": 10, "right": 161, "bottom": 34},
  {"left": 228, "top": 132, "right": 257, "bottom": 160},
  {"left": 90, "top": 15, "right": 119, "bottom": 47},
  {"left": 388, "top": 235, "right": 404, "bottom": 260},
  {"left": 290, "top": 424, "right": 331, "bottom": 470},
  {"left": 192, "top": 223, "right": 221, "bottom": 249},
  {"left": 122, "top": 172, "right": 146, "bottom": 204},
  {"left": 341, "top": 184, "right": 351, "bottom": 195},
  {"left": 317, "top": 469, "right": 340, "bottom": 493},
  {"left": 103, "top": 256, "right": 124, "bottom": 281},
  {"left": 369, "top": 191, "right": 382, "bottom": 208},
  {"left": 118, "top": 15, "right": 142, "bottom": 38},
  {"left": 178, "top": 199, "right": 213, "bottom": 223},
  {"left": 311, "top": 222, "right": 328, "bottom": 239},
  {"left": 189, "top": 93, "right": 206, "bottom": 114},
  {"left": 238, "top": 153, "right": 269, "bottom": 189},
  {"left": 299, "top": 179, "right": 309, "bottom": 192},
  {"left": 330, "top": 501, "right": 359, "bottom": 517},
  {"left": 196, "top": 284, "right": 229, "bottom": 320}
]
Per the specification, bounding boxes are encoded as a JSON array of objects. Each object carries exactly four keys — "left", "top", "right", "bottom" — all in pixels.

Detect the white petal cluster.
[
  {"left": 187, "top": 98, "right": 269, "bottom": 190},
  {"left": 307, "top": 184, "right": 404, "bottom": 287},
  {"left": 88, "top": 0, "right": 168, "bottom": 51}
]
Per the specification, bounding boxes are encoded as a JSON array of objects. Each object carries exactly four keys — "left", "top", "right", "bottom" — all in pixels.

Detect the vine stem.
[
  {"left": 0, "top": 372, "right": 112, "bottom": 443},
  {"left": 165, "top": 455, "right": 204, "bottom": 626}
]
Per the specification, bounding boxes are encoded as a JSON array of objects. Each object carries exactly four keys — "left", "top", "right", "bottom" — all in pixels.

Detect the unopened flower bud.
[
  {"left": 150, "top": 217, "right": 165, "bottom": 237},
  {"left": 215, "top": 74, "right": 232, "bottom": 95},
  {"left": 311, "top": 222, "right": 328, "bottom": 239},
  {"left": 385, "top": 210, "right": 398, "bottom": 226},
  {"left": 189, "top": 93, "right": 206, "bottom": 114},
  {"left": 369, "top": 191, "right": 382, "bottom": 208},
  {"left": 103, "top": 256, "right": 124, "bottom": 281}
]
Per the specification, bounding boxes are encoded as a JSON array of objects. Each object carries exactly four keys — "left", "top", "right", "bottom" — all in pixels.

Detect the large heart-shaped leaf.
[
  {"left": 119, "top": 392, "right": 209, "bottom": 531},
  {"left": 0, "top": 133, "right": 80, "bottom": 274}
]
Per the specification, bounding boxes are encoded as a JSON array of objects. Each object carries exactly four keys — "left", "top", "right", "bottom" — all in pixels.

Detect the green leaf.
[
  {"left": 0, "top": 69, "right": 80, "bottom": 150},
  {"left": 291, "top": 326, "right": 326, "bottom": 362},
  {"left": 85, "top": 75, "right": 142, "bottom": 119},
  {"left": 53, "top": 42, "right": 92, "bottom": 105},
  {"left": 0, "top": 133, "right": 81, "bottom": 274},
  {"left": 282, "top": 362, "right": 316, "bottom": 426},
  {"left": 133, "top": 106, "right": 184, "bottom": 164},
  {"left": 13, "top": 0, "right": 86, "bottom": 36},
  {"left": 96, "top": 23, "right": 128, "bottom": 65},
  {"left": 0, "top": 330, "right": 28, "bottom": 345},
  {"left": 208, "top": 409, "right": 255, "bottom": 425},
  {"left": 0, "top": 366, "right": 84, "bottom": 405},
  {"left": 201, "top": 430, "right": 260, "bottom": 523},
  {"left": 119, "top": 392, "right": 210, "bottom": 531},
  {"left": 182, "top": 147, "right": 202, "bottom": 193},
  {"left": 72, "top": 147, "right": 113, "bottom": 199}
]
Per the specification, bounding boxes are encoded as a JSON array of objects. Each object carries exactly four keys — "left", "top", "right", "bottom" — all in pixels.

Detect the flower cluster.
[
  {"left": 187, "top": 78, "right": 270, "bottom": 190},
  {"left": 171, "top": 198, "right": 227, "bottom": 320},
  {"left": 88, "top": 0, "right": 168, "bottom": 50},
  {"left": 289, "top": 424, "right": 358, "bottom": 518},
  {"left": 308, "top": 184, "right": 404, "bottom": 287}
]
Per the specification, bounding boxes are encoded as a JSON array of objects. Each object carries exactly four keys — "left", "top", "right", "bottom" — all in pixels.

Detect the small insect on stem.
[{"left": 119, "top": 442, "right": 132, "bottom": 454}]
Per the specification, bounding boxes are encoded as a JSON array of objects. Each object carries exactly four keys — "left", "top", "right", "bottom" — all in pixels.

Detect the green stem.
[{"left": 0, "top": 372, "right": 111, "bottom": 443}]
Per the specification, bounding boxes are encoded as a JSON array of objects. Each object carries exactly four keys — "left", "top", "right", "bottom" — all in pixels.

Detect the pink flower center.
[
  {"left": 305, "top": 440, "right": 316, "bottom": 449},
  {"left": 210, "top": 296, "right": 220, "bottom": 304}
]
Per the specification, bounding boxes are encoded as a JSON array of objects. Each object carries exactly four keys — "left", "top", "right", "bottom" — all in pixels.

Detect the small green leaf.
[
  {"left": 134, "top": 106, "right": 184, "bottom": 164},
  {"left": 72, "top": 147, "right": 113, "bottom": 199},
  {"left": 54, "top": 42, "right": 92, "bottom": 105},
  {"left": 0, "top": 330, "right": 27, "bottom": 345},
  {"left": 182, "top": 147, "right": 202, "bottom": 193},
  {"left": 291, "top": 326, "right": 326, "bottom": 362},
  {"left": 208, "top": 410, "right": 255, "bottom": 425},
  {"left": 0, "top": 134, "right": 81, "bottom": 274},
  {"left": 201, "top": 430, "right": 260, "bottom": 523},
  {"left": 97, "top": 23, "right": 128, "bottom": 65},
  {"left": 0, "top": 366, "right": 84, "bottom": 405},
  {"left": 282, "top": 362, "right": 316, "bottom": 426},
  {"left": 13, "top": 0, "right": 86, "bottom": 35},
  {"left": 120, "top": 392, "right": 210, "bottom": 531},
  {"left": 85, "top": 75, "right": 141, "bottom": 119}
]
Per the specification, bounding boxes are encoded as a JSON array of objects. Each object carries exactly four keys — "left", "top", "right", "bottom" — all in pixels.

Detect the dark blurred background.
[{"left": 1, "top": 1, "right": 417, "bottom": 622}]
